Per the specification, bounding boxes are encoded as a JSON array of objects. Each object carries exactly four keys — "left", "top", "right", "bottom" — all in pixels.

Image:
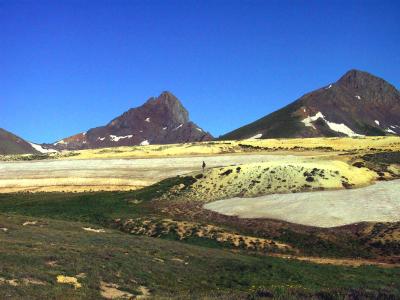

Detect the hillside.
[
  {"left": 221, "top": 70, "right": 400, "bottom": 139},
  {"left": 0, "top": 128, "right": 39, "bottom": 155}
]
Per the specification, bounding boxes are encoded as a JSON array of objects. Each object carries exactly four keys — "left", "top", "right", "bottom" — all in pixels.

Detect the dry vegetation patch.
[
  {"left": 117, "top": 218, "right": 294, "bottom": 253},
  {"left": 99, "top": 281, "right": 134, "bottom": 299},
  {"left": 56, "top": 275, "right": 82, "bottom": 289},
  {"left": 165, "top": 160, "right": 376, "bottom": 203}
]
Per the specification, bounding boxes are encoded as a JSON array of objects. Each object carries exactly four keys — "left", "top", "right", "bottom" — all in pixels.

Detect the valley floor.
[
  {"left": 0, "top": 153, "right": 326, "bottom": 193},
  {"left": 0, "top": 137, "right": 399, "bottom": 298}
]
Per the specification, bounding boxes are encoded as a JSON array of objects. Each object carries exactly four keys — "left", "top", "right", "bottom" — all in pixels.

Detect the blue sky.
[{"left": 1, "top": 0, "right": 399, "bottom": 143}]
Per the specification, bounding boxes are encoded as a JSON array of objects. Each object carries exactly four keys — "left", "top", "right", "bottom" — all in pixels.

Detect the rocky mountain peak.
[
  {"left": 337, "top": 69, "right": 399, "bottom": 96},
  {"left": 143, "top": 91, "right": 189, "bottom": 124},
  {"left": 336, "top": 69, "right": 376, "bottom": 88},
  {"left": 221, "top": 69, "right": 400, "bottom": 140},
  {"left": 51, "top": 91, "right": 212, "bottom": 150}
]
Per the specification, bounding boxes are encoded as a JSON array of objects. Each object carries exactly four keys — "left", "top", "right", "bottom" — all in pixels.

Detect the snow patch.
[
  {"left": 109, "top": 135, "right": 133, "bottom": 142},
  {"left": 390, "top": 125, "right": 396, "bottom": 129},
  {"left": 301, "top": 112, "right": 325, "bottom": 129},
  {"left": 54, "top": 140, "right": 67, "bottom": 145},
  {"left": 82, "top": 227, "right": 105, "bottom": 233},
  {"left": 375, "top": 120, "right": 380, "bottom": 126},
  {"left": 355, "top": 95, "right": 361, "bottom": 100},
  {"left": 301, "top": 112, "right": 364, "bottom": 137},
  {"left": 196, "top": 128, "right": 203, "bottom": 132},
  {"left": 29, "top": 143, "right": 58, "bottom": 154},
  {"left": 385, "top": 128, "right": 396, "bottom": 134},
  {"left": 97, "top": 137, "right": 106, "bottom": 141},
  {"left": 248, "top": 133, "right": 262, "bottom": 139},
  {"left": 145, "top": 117, "right": 150, "bottom": 123},
  {"left": 325, "top": 121, "right": 364, "bottom": 137},
  {"left": 162, "top": 127, "right": 167, "bottom": 130},
  {"left": 140, "top": 140, "right": 150, "bottom": 146},
  {"left": 173, "top": 124, "right": 183, "bottom": 130},
  {"left": 325, "top": 84, "right": 332, "bottom": 89}
]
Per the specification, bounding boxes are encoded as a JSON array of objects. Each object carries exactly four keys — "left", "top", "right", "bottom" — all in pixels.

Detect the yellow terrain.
[{"left": 0, "top": 136, "right": 398, "bottom": 193}]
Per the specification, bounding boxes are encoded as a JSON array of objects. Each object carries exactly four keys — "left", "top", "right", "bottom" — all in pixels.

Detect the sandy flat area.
[
  {"left": 204, "top": 180, "right": 400, "bottom": 228},
  {"left": 0, "top": 153, "right": 301, "bottom": 193}
]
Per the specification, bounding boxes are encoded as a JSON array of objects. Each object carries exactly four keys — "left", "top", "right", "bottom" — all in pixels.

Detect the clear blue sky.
[{"left": 1, "top": 0, "right": 399, "bottom": 143}]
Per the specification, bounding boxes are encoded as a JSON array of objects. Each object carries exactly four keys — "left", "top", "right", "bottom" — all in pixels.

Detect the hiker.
[{"left": 202, "top": 161, "right": 206, "bottom": 172}]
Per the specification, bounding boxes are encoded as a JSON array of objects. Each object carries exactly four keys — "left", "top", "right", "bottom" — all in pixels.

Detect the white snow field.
[{"left": 204, "top": 180, "right": 400, "bottom": 228}]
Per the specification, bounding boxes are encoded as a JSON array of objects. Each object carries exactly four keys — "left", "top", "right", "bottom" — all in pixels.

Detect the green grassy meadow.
[{"left": 0, "top": 177, "right": 399, "bottom": 299}]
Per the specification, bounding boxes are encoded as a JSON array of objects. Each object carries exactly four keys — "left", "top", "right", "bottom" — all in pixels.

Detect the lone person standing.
[{"left": 202, "top": 161, "right": 206, "bottom": 173}]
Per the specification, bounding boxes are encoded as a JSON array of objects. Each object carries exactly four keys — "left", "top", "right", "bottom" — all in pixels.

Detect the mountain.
[
  {"left": 0, "top": 128, "right": 39, "bottom": 155},
  {"left": 221, "top": 70, "right": 400, "bottom": 140},
  {"left": 51, "top": 91, "right": 213, "bottom": 150}
]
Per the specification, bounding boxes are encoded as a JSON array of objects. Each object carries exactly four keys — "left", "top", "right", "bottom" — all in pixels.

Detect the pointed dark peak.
[
  {"left": 140, "top": 91, "right": 189, "bottom": 124},
  {"left": 55, "top": 90, "right": 212, "bottom": 149},
  {"left": 157, "top": 91, "right": 182, "bottom": 105},
  {"left": 145, "top": 91, "right": 180, "bottom": 106},
  {"left": 336, "top": 69, "right": 389, "bottom": 90},
  {"left": 340, "top": 69, "right": 369, "bottom": 78},
  {"left": 160, "top": 90, "right": 176, "bottom": 98},
  {"left": 221, "top": 69, "right": 400, "bottom": 140}
]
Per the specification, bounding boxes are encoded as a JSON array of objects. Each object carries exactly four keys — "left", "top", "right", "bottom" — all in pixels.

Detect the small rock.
[
  {"left": 22, "top": 221, "right": 37, "bottom": 226},
  {"left": 82, "top": 227, "right": 106, "bottom": 233},
  {"left": 76, "top": 273, "right": 86, "bottom": 279},
  {"left": 100, "top": 281, "right": 134, "bottom": 299}
]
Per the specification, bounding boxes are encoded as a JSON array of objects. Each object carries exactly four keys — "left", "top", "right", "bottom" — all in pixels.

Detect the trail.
[{"left": 270, "top": 253, "right": 400, "bottom": 268}]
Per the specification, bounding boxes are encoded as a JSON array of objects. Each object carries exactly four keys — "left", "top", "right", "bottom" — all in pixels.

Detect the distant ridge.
[
  {"left": 0, "top": 128, "right": 39, "bottom": 155},
  {"left": 221, "top": 70, "right": 400, "bottom": 139}
]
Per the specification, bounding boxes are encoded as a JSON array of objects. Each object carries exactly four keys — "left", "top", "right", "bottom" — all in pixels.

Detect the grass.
[
  {"left": 0, "top": 176, "right": 195, "bottom": 225},
  {"left": 1, "top": 214, "right": 400, "bottom": 299},
  {"left": 1, "top": 175, "right": 400, "bottom": 298},
  {"left": 362, "top": 151, "right": 400, "bottom": 165},
  {"left": 0, "top": 175, "right": 392, "bottom": 260},
  {"left": 1, "top": 136, "right": 400, "bottom": 298},
  {"left": 278, "top": 229, "right": 372, "bottom": 258},
  {"left": 0, "top": 191, "right": 141, "bottom": 225}
]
